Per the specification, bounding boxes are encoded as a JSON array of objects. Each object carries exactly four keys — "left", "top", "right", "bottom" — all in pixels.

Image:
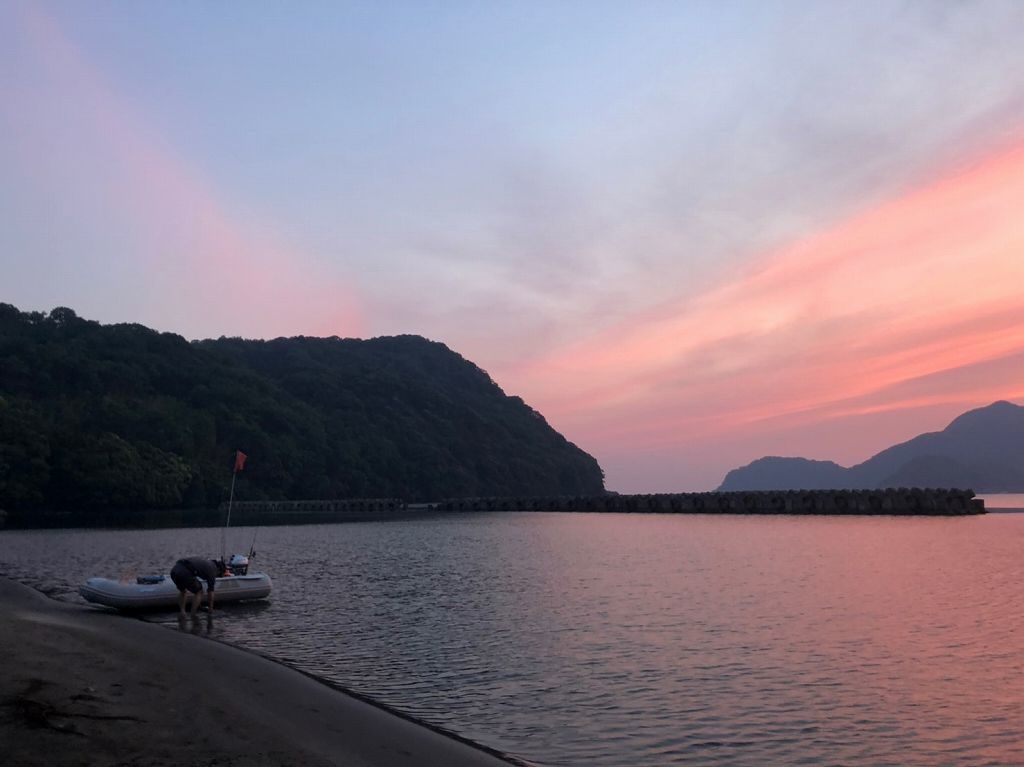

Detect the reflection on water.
[
  {"left": 1, "top": 512, "right": 1022, "bottom": 767},
  {"left": 176, "top": 611, "right": 215, "bottom": 635}
]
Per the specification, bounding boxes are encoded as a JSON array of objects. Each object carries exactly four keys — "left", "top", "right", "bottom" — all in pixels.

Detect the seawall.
[
  {"left": 221, "top": 488, "right": 984, "bottom": 517},
  {"left": 434, "top": 488, "right": 984, "bottom": 515},
  {"left": 1, "top": 489, "right": 984, "bottom": 529}
]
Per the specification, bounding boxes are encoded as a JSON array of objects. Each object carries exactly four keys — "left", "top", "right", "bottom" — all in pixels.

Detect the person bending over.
[{"left": 171, "top": 557, "right": 227, "bottom": 616}]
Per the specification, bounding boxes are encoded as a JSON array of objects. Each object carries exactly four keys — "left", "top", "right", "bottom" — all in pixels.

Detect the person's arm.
[{"left": 206, "top": 576, "right": 216, "bottom": 612}]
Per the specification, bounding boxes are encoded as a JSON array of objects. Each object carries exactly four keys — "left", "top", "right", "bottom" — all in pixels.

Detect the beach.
[{"left": 0, "top": 577, "right": 517, "bottom": 767}]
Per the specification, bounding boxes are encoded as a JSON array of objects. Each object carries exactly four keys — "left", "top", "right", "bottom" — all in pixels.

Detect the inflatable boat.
[{"left": 80, "top": 554, "right": 272, "bottom": 610}]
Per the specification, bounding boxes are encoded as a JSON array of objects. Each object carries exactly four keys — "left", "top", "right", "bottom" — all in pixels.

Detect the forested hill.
[{"left": 0, "top": 304, "right": 605, "bottom": 512}]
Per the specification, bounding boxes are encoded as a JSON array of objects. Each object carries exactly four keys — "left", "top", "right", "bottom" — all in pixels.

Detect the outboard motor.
[{"left": 228, "top": 553, "right": 249, "bottom": 575}]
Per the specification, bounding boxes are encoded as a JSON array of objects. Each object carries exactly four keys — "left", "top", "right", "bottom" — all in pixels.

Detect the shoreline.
[
  {"left": 183, "top": 609, "right": 532, "bottom": 767},
  {"left": 0, "top": 576, "right": 524, "bottom": 767}
]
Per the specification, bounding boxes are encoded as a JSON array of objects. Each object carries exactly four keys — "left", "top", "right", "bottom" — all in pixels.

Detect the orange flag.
[{"left": 234, "top": 450, "right": 247, "bottom": 473}]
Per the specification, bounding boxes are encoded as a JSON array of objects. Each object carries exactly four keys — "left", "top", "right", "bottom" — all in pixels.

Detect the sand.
[{"left": 0, "top": 577, "right": 520, "bottom": 767}]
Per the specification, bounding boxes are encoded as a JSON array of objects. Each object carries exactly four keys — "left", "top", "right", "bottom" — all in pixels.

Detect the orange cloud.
[{"left": 501, "top": 141, "right": 1024, "bottom": 459}]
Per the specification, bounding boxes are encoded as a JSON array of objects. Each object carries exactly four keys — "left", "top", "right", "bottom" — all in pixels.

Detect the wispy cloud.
[
  {"left": 7, "top": 5, "right": 364, "bottom": 340},
  {"left": 362, "top": 2, "right": 1024, "bottom": 372},
  {"left": 503, "top": 141, "right": 1024, "bottom": 487}
]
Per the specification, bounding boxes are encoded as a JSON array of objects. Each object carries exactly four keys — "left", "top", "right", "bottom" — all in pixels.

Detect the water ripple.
[{"left": 1, "top": 512, "right": 1022, "bottom": 766}]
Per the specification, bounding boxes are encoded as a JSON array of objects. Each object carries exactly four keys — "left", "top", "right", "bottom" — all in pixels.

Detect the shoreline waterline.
[{"left": 0, "top": 576, "right": 526, "bottom": 767}]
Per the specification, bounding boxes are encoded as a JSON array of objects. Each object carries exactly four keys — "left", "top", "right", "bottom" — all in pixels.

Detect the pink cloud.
[
  {"left": 18, "top": 6, "right": 364, "bottom": 339},
  {"left": 500, "top": 141, "right": 1024, "bottom": 486}
]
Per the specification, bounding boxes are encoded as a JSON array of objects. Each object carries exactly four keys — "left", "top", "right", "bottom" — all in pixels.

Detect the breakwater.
[
  {"left": 434, "top": 488, "right": 984, "bottom": 515},
  {"left": 0, "top": 489, "right": 984, "bottom": 529},
  {"left": 218, "top": 498, "right": 408, "bottom": 525},
  {"left": 226, "top": 488, "right": 983, "bottom": 517}
]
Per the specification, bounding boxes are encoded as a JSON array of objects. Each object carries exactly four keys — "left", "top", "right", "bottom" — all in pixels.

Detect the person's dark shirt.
[{"left": 177, "top": 557, "right": 220, "bottom": 592}]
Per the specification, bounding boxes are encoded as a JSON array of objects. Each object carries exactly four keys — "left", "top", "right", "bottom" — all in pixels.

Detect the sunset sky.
[{"left": 3, "top": 1, "right": 1023, "bottom": 491}]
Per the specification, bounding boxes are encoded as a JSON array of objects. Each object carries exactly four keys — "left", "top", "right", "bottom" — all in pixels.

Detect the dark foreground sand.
[{"left": 0, "top": 577, "right": 518, "bottom": 767}]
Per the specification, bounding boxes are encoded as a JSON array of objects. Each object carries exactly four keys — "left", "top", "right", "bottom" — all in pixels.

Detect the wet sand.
[{"left": 0, "top": 577, "right": 518, "bottom": 766}]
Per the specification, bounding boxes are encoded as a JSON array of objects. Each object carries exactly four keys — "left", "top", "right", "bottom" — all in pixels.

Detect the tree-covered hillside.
[{"left": 0, "top": 304, "right": 604, "bottom": 512}]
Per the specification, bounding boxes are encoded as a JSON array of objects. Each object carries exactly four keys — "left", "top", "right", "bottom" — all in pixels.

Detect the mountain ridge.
[{"left": 718, "top": 401, "right": 1024, "bottom": 492}]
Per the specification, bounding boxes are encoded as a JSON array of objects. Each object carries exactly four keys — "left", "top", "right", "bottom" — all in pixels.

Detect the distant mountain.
[
  {"left": 716, "top": 456, "right": 850, "bottom": 491},
  {"left": 0, "top": 304, "right": 605, "bottom": 513},
  {"left": 718, "top": 401, "right": 1024, "bottom": 491}
]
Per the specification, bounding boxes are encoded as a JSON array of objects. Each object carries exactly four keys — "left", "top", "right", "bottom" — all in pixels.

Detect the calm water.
[{"left": 1, "top": 512, "right": 1022, "bottom": 767}]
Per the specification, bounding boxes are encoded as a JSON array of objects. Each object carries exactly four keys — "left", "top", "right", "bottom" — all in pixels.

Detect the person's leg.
[
  {"left": 189, "top": 582, "right": 202, "bottom": 616},
  {"left": 171, "top": 562, "right": 192, "bottom": 616}
]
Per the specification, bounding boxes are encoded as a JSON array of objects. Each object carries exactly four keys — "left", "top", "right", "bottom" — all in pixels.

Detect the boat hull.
[{"left": 80, "top": 572, "right": 272, "bottom": 610}]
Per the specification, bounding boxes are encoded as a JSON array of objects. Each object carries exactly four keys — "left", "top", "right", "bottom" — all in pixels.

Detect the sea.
[{"left": 1, "top": 503, "right": 1022, "bottom": 767}]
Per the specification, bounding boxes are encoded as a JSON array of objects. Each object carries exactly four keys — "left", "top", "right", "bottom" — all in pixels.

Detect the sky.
[{"left": 2, "top": 1, "right": 1024, "bottom": 492}]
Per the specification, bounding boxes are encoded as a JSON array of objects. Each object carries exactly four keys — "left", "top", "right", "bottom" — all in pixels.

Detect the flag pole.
[
  {"left": 222, "top": 450, "right": 246, "bottom": 561},
  {"left": 222, "top": 468, "right": 237, "bottom": 561}
]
